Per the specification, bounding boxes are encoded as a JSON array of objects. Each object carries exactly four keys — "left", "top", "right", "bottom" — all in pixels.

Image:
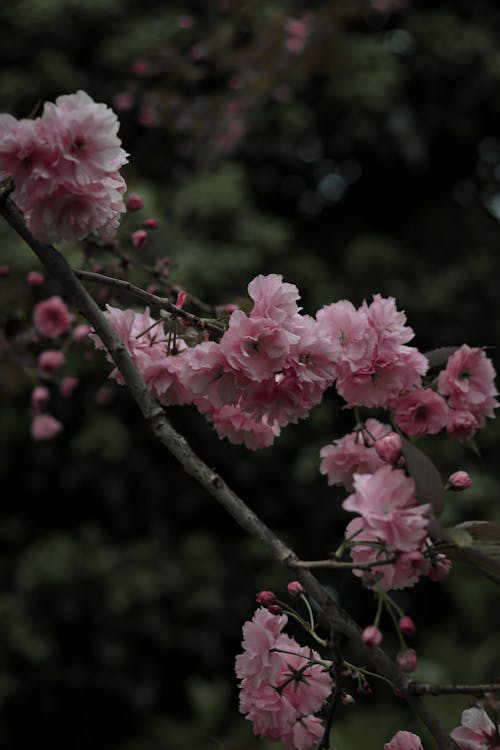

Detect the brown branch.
[
  {"left": 73, "top": 268, "right": 225, "bottom": 336},
  {"left": 318, "top": 627, "right": 345, "bottom": 750},
  {"left": 0, "top": 194, "right": 458, "bottom": 750},
  {"left": 409, "top": 683, "right": 500, "bottom": 697}
]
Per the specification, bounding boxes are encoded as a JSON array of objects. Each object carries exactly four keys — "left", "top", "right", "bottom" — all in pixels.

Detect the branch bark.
[{"left": 0, "top": 194, "right": 458, "bottom": 750}]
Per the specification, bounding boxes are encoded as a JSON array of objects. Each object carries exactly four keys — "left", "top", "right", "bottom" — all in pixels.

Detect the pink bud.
[
  {"left": 127, "top": 193, "right": 144, "bottom": 210},
  {"left": 0, "top": 265, "right": 10, "bottom": 277},
  {"left": 399, "top": 616, "right": 416, "bottom": 636},
  {"left": 448, "top": 471, "right": 472, "bottom": 491},
  {"left": 73, "top": 324, "right": 91, "bottom": 342},
  {"left": 225, "top": 303, "right": 238, "bottom": 313},
  {"left": 362, "top": 625, "right": 382, "bottom": 648},
  {"left": 27, "top": 271, "right": 45, "bottom": 286},
  {"left": 60, "top": 376, "right": 79, "bottom": 398},
  {"left": 175, "top": 289, "right": 187, "bottom": 309},
  {"left": 397, "top": 648, "right": 417, "bottom": 673},
  {"left": 31, "top": 385, "right": 50, "bottom": 411},
  {"left": 268, "top": 604, "right": 282, "bottom": 615},
  {"left": 287, "top": 581, "right": 305, "bottom": 597},
  {"left": 256, "top": 590, "right": 276, "bottom": 606},
  {"left": 177, "top": 14, "right": 193, "bottom": 29},
  {"left": 31, "top": 413, "right": 63, "bottom": 441},
  {"left": 375, "top": 432, "right": 402, "bottom": 464},
  {"left": 131, "top": 229, "right": 148, "bottom": 249},
  {"left": 114, "top": 92, "right": 135, "bottom": 112},
  {"left": 38, "top": 349, "right": 65, "bottom": 375},
  {"left": 144, "top": 217, "right": 158, "bottom": 229},
  {"left": 428, "top": 555, "right": 451, "bottom": 582},
  {"left": 96, "top": 385, "right": 114, "bottom": 404},
  {"left": 341, "top": 693, "right": 356, "bottom": 706},
  {"left": 132, "top": 59, "right": 148, "bottom": 76}
]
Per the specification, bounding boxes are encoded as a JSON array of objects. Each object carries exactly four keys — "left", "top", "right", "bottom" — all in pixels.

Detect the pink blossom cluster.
[
  {"left": 0, "top": 91, "right": 128, "bottom": 243},
  {"left": 343, "top": 465, "right": 432, "bottom": 591},
  {"left": 235, "top": 607, "right": 332, "bottom": 750}
]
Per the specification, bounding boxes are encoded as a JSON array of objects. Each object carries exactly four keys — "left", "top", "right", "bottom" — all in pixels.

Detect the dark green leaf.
[{"left": 400, "top": 437, "right": 445, "bottom": 517}]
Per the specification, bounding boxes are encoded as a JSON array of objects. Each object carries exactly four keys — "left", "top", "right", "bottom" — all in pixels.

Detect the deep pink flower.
[
  {"left": 31, "top": 413, "right": 63, "bottom": 441},
  {"left": 451, "top": 707, "right": 500, "bottom": 750},
  {"left": 394, "top": 388, "right": 449, "bottom": 437},
  {"left": 319, "top": 418, "right": 390, "bottom": 488},
  {"left": 126, "top": 193, "right": 143, "bottom": 210},
  {"left": 143, "top": 217, "right": 158, "bottom": 229},
  {"left": 343, "top": 466, "right": 430, "bottom": 551},
  {"left": 316, "top": 299, "right": 375, "bottom": 374},
  {"left": 33, "top": 296, "right": 72, "bottom": 338},
  {"left": 385, "top": 730, "right": 423, "bottom": 750},
  {"left": 438, "top": 345, "right": 498, "bottom": 427}
]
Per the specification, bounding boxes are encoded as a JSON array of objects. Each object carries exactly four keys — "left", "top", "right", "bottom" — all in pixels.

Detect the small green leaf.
[{"left": 400, "top": 437, "right": 445, "bottom": 516}]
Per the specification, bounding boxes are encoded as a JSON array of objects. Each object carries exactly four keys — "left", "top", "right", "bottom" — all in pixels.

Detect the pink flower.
[
  {"left": 220, "top": 310, "right": 292, "bottom": 381},
  {"left": 316, "top": 300, "right": 375, "bottom": 374},
  {"left": 283, "top": 715, "right": 325, "bottom": 750},
  {"left": 319, "top": 418, "right": 390, "bottom": 488},
  {"left": 374, "top": 432, "right": 402, "bottom": 464},
  {"left": 126, "top": 193, "right": 143, "bottom": 210},
  {"left": 33, "top": 296, "right": 72, "bottom": 338},
  {"left": 397, "top": 648, "right": 417, "bottom": 673},
  {"left": 399, "top": 616, "right": 416, "bottom": 636},
  {"left": 385, "top": 730, "right": 423, "bottom": 750},
  {"left": 448, "top": 471, "right": 472, "bottom": 491},
  {"left": 451, "top": 707, "right": 500, "bottom": 750},
  {"left": 235, "top": 606, "right": 289, "bottom": 685},
  {"left": 31, "top": 413, "right": 63, "bottom": 440},
  {"left": 248, "top": 274, "right": 301, "bottom": 325},
  {"left": 394, "top": 388, "right": 449, "bottom": 437},
  {"left": 205, "top": 404, "right": 281, "bottom": 450},
  {"left": 60, "top": 376, "right": 78, "bottom": 397},
  {"left": 38, "top": 349, "right": 65, "bottom": 375},
  {"left": 73, "top": 324, "right": 91, "bottom": 341},
  {"left": 131, "top": 229, "right": 148, "bottom": 248},
  {"left": 362, "top": 625, "right": 382, "bottom": 648},
  {"left": 446, "top": 409, "right": 479, "bottom": 440},
  {"left": 438, "top": 345, "right": 498, "bottom": 427},
  {"left": 343, "top": 466, "right": 430, "bottom": 551},
  {"left": 31, "top": 385, "right": 50, "bottom": 410},
  {"left": 26, "top": 271, "right": 45, "bottom": 286}
]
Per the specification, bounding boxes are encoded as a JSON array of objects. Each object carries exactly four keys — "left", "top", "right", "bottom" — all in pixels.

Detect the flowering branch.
[
  {"left": 0, "top": 193, "right": 458, "bottom": 750},
  {"left": 73, "top": 268, "right": 225, "bottom": 336}
]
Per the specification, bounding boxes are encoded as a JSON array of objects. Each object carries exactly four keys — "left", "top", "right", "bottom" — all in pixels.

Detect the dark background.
[{"left": 1, "top": 1, "right": 500, "bottom": 747}]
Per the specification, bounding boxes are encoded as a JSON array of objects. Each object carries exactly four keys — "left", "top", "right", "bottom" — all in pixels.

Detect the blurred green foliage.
[{"left": 2, "top": 0, "right": 500, "bottom": 748}]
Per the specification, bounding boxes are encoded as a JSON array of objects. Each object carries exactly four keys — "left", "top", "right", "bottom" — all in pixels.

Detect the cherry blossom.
[{"left": 451, "top": 707, "right": 500, "bottom": 750}]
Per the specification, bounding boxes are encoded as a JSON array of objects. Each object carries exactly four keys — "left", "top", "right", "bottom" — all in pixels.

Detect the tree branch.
[
  {"left": 0, "top": 194, "right": 457, "bottom": 750},
  {"left": 409, "top": 683, "right": 500, "bottom": 697}
]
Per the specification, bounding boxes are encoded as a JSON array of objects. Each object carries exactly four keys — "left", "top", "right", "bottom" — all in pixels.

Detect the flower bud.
[
  {"left": 397, "top": 648, "right": 417, "bottom": 673},
  {"left": 268, "top": 604, "right": 282, "bottom": 615},
  {"left": 428, "top": 555, "right": 452, "bottom": 582},
  {"left": 374, "top": 432, "right": 402, "bottom": 464},
  {"left": 175, "top": 290, "right": 187, "bottom": 309},
  {"left": 27, "top": 271, "right": 45, "bottom": 286},
  {"left": 341, "top": 693, "right": 356, "bottom": 706},
  {"left": 126, "top": 193, "right": 144, "bottom": 210},
  {"left": 256, "top": 590, "right": 275, "bottom": 606},
  {"left": 131, "top": 229, "right": 148, "bottom": 249},
  {"left": 448, "top": 471, "right": 472, "bottom": 491},
  {"left": 362, "top": 625, "right": 382, "bottom": 648},
  {"left": 399, "top": 616, "right": 416, "bottom": 636},
  {"left": 60, "top": 376, "right": 79, "bottom": 398},
  {"left": 31, "top": 413, "right": 63, "bottom": 441},
  {"left": 144, "top": 217, "right": 158, "bottom": 229},
  {"left": 287, "top": 581, "right": 305, "bottom": 597},
  {"left": 31, "top": 385, "right": 50, "bottom": 411},
  {"left": 38, "top": 349, "right": 65, "bottom": 375}
]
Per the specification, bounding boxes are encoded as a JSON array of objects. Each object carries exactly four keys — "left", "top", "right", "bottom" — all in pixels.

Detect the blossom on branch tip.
[
  {"left": 448, "top": 470, "right": 473, "bottom": 491},
  {"left": 286, "top": 581, "right": 304, "bottom": 597},
  {"left": 362, "top": 625, "right": 382, "bottom": 648},
  {"left": 385, "top": 730, "right": 423, "bottom": 750}
]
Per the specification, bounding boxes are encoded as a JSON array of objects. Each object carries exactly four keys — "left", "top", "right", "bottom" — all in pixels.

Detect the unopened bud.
[
  {"left": 268, "top": 604, "right": 282, "bottom": 615},
  {"left": 131, "top": 229, "right": 148, "bottom": 249},
  {"left": 399, "top": 616, "right": 416, "bottom": 636},
  {"left": 27, "top": 271, "right": 45, "bottom": 286},
  {"left": 428, "top": 555, "right": 451, "bottom": 582},
  {"left": 175, "top": 290, "right": 187, "bottom": 309},
  {"left": 374, "top": 432, "right": 402, "bottom": 464},
  {"left": 256, "top": 590, "right": 275, "bottom": 606},
  {"left": 126, "top": 193, "right": 144, "bottom": 210},
  {"left": 287, "top": 581, "right": 305, "bottom": 597},
  {"left": 397, "top": 648, "right": 417, "bottom": 673},
  {"left": 341, "top": 692, "right": 356, "bottom": 706},
  {"left": 144, "top": 217, "right": 158, "bottom": 229},
  {"left": 448, "top": 471, "right": 472, "bottom": 491},
  {"left": 362, "top": 625, "right": 382, "bottom": 648}
]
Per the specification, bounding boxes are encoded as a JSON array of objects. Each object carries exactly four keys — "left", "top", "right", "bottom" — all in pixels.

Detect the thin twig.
[
  {"left": 409, "top": 683, "right": 500, "bottom": 697},
  {"left": 292, "top": 555, "right": 399, "bottom": 570}
]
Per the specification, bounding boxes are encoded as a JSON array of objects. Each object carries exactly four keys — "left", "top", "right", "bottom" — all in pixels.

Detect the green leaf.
[
  {"left": 423, "top": 346, "right": 458, "bottom": 369},
  {"left": 400, "top": 437, "right": 445, "bottom": 517}
]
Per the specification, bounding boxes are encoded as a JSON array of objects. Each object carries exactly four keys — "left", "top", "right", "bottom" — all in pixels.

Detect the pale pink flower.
[
  {"left": 0, "top": 115, "right": 39, "bottom": 182},
  {"left": 451, "top": 707, "right": 500, "bottom": 750},
  {"left": 38, "top": 349, "right": 65, "bottom": 375},
  {"left": 438, "top": 345, "right": 498, "bottom": 427},
  {"left": 394, "top": 388, "right": 449, "bottom": 437},
  {"left": 248, "top": 273, "right": 301, "bottom": 325},
  {"left": 374, "top": 432, "right": 402, "bottom": 464},
  {"left": 343, "top": 466, "right": 430, "bottom": 551},
  {"left": 205, "top": 404, "right": 281, "bottom": 450},
  {"left": 385, "top": 730, "right": 423, "bottom": 750},
  {"left": 33, "top": 296, "right": 72, "bottom": 338},
  {"left": 235, "top": 606, "right": 288, "bottom": 685},
  {"left": 319, "top": 418, "right": 390, "bottom": 488},
  {"left": 220, "top": 310, "right": 292, "bottom": 381},
  {"left": 287, "top": 315, "right": 338, "bottom": 386},
  {"left": 316, "top": 300, "right": 375, "bottom": 373},
  {"left": 31, "top": 413, "right": 63, "bottom": 440},
  {"left": 256, "top": 591, "right": 276, "bottom": 606},
  {"left": 178, "top": 341, "right": 239, "bottom": 409}
]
